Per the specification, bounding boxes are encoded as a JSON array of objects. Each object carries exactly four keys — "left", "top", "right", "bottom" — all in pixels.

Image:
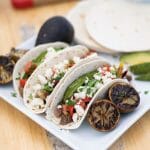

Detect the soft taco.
[
  {"left": 23, "top": 45, "right": 99, "bottom": 113},
  {"left": 47, "top": 59, "right": 126, "bottom": 129},
  {"left": 13, "top": 42, "right": 68, "bottom": 98}
]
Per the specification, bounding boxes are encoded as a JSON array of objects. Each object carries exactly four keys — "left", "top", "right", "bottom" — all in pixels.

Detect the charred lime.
[
  {"left": 109, "top": 82, "right": 140, "bottom": 113},
  {"left": 9, "top": 48, "right": 28, "bottom": 63},
  {"left": 0, "top": 56, "right": 14, "bottom": 84},
  {"left": 87, "top": 100, "right": 120, "bottom": 132}
]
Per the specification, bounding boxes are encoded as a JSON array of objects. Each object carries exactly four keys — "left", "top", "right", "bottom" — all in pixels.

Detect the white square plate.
[{"left": 0, "top": 36, "right": 150, "bottom": 150}]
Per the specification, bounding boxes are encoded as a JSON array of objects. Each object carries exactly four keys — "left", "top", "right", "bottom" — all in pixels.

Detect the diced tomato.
[
  {"left": 82, "top": 97, "right": 92, "bottom": 103},
  {"left": 84, "top": 51, "right": 94, "bottom": 57},
  {"left": 68, "top": 106, "right": 74, "bottom": 117},
  {"left": 19, "top": 79, "right": 27, "bottom": 88},
  {"left": 24, "top": 61, "right": 32, "bottom": 73},
  {"left": 103, "top": 65, "right": 110, "bottom": 72},
  {"left": 78, "top": 100, "right": 86, "bottom": 109},
  {"left": 63, "top": 105, "right": 74, "bottom": 117},
  {"left": 106, "top": 66, "right": 110, "bottom": 72}
]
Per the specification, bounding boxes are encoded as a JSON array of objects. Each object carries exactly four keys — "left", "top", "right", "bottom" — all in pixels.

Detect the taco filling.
[
  {"left": 54, "top": 65, "right": 118, "bottom": 125},
  {"left": 26, "top": 52, "right": 96, "bottom": 111},
  {"left": 17, "top": 47, "right": 64, "bottom": 96}
]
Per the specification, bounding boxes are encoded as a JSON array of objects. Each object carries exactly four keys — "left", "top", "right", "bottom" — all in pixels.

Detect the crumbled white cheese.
[
  {"left": 95, "top": 82, "right": 103, "bottom": 89},
  {"left": 31, "top": 98, "right": 44, "bottom": 108},
  {"left": 63, "top": 59, "right": 69, "bottom": 65},
  {"left": 88, "top": 52, "right": 98, "bottom": 58},
  {"left": 102, "top": 76, "right": 112, "bottom": 83},
  {"left": 84, "top": 77, "right": 89, "bottom": 84},
  {"left": 72, "top": 113, "right": 79, "bottom": 123},
  {"left": 55, "top": 63, "right": 65, "bottom": 72},
  {"left": 45, "top": 69, "right": 53, "bottom": 79},
  {"left": 33, "top": 84, "right": 41, "bottom": 91},
  {"left": 105, "top": 72, "right": 112, "bottom": 78},
  {"left": 97, "top": 67, "right": 102, "bottom": 73},
  {"left": 74, "top": 92, "right": 86, "bottom": 99},
  {"left": 45, "top": 47, "right": 56, "bottom": 60},
  {"left": 57, "top": 105, "right": 62, "bottom": 109},
  {"left": 73, "top": 56, "right": 80, "bottom": 63},
  {"left": 38, "top": 75, "right": 47, "bottom": 85},
  {"left": 74, "top": 105, "right": 85, "bottom": 116},
  {"left": 111, "top": 75, "right": 116, "bottom": 78},
  {"left": 94, "top": 74, "right": 101, "bottom": 81}
]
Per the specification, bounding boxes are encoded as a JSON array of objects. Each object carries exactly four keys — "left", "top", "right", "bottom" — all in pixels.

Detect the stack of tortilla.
[{"left": 67, "top": 0, "right": 150, "bottom": 53}]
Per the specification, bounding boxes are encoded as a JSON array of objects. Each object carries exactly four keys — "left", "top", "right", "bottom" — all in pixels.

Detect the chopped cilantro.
[
  {"left": 43, "top": 83, "right": 53, "bottom": 93},
  {"left": 54, "top": 72, "right": 65, "bottom": 81},
  {"left": 144, "top": 91, "right": 149, "bottom": 95},
  {"left": 16, "top": 73, "right": 21, "bottom": 80},
  {"left": 65, "top": 99, "right": 76, "bottom": 106},
  {"left": 87, "top": 79, "right": 97, "bottom": 87},
  {"left": 22, "top": 73, "right": 28, "bottom": 79},
  {"left": 16, "top": 76, "right": 20, "bottom": 80},
  {"left": 11, "top": 92, "right": 17, "bottom": 97}
]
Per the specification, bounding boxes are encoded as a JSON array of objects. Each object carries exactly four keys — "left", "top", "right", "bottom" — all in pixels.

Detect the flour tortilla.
[
  {"left": 67, "top": 0, "right": 115, "bottom": 54},
  {"left": 86, "top": 0, "right": 150, "bottom": 52},
  {"left": 48, "top": 59, "right": 126, "bottom": 129},
  {"left": 23, "top": 45, "right": 100, "bottom": 114},
  {"left": 13, "top": 42, "right": 68, "bottom": 100}
]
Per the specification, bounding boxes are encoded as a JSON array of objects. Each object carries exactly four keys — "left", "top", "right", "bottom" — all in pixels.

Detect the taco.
[
  {"left": 13, "top": 42, "right": 68, "bottom": 98},
  {"left": 48, "top": 60, "right": 126, "bottom": 129},
  {"left": 23, "top": 45, "right": 99, "bottom": 113}
]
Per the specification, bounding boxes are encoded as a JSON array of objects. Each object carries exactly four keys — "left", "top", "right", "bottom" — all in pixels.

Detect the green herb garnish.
[
  {"left": 16, "top": 76, "right": 20, "bottom": 80},
  {"left": 43, "top": 83, "right": 53, "bottom": 93},
  {"left": 87, "top": 87, "right": 92, "bottom": 95},
  {"left": 16, "top": 73, "right": 21, "bottom": 80},
  {"left": 144, "top": 91, "right": 149, "bottom": 95},
  {"left": 87, "top": 79, "right": 97, "bottom": 87},
  {"left": 54, "top": 72, "right": 65, "bottom": 81},
  {"left": 22, "top": 73, "right": 28, "bottom": 79},
  {"left": 11, "top": 92, "right": 17, "bottom": 97},
  {"left": 65, "top": 99, "right": 76, "bottom": 106}
]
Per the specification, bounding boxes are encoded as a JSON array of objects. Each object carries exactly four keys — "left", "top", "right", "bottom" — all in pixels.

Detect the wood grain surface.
[{"left": 0, "top": 0, "right": 150, "bottom": 150}]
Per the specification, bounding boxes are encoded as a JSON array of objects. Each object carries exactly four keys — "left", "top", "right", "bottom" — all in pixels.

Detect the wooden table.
[{"left": 0, "top": 1, "right": 150, "bottom": 150}]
